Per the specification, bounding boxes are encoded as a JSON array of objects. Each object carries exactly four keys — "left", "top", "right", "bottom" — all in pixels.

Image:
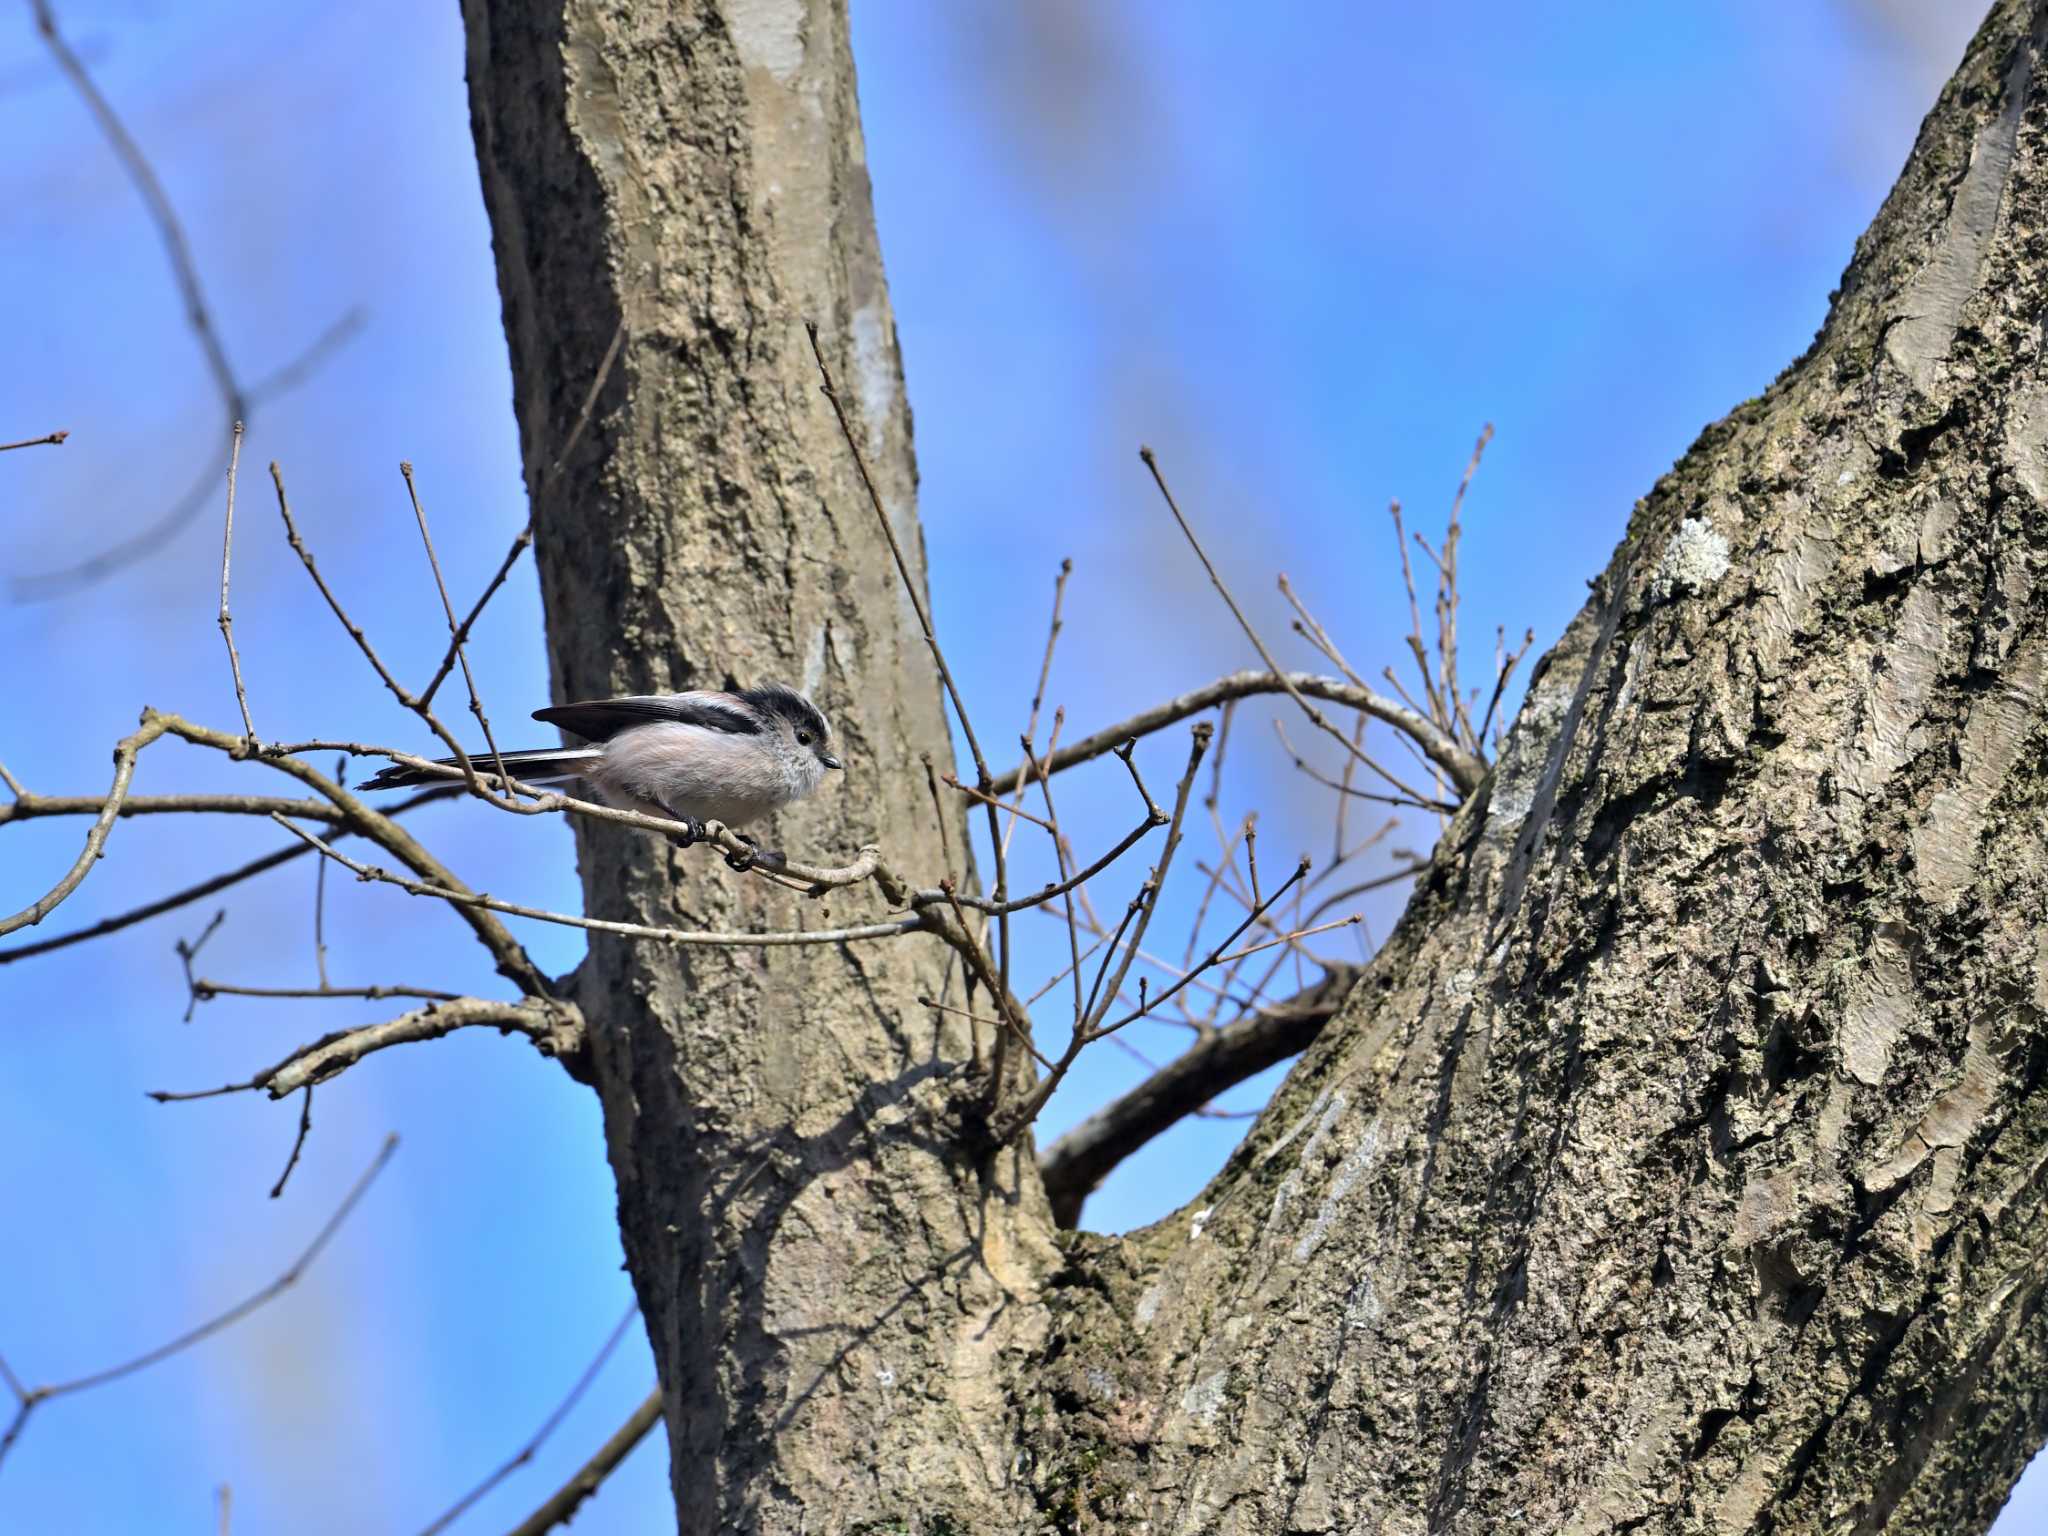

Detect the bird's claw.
[
  {"left": 724, "top": 833, "right": 761, "bottom": 872},
  {"left": 668, "top": 814, "right": 707, "bottom": 848}
]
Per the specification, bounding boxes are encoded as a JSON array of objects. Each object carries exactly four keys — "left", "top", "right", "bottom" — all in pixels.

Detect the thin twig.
[
  {"left": 989, "top": 726, "right": 1211, "bottom": 1141},
  {"left": 806, "top": 321, "right": 1012, "bottom": 1002},
  {"left": 942, "top": 775, "right": 1056, "bottom": 832},
  {"left": 1184, "top": 815, "right": 1252, "bottom": 976},
  {"left": 269, "top": 1087, "right": 314, "bottom": 1199},
  {"left": 1099, "top": 857, "right": 1312, "bottom": 1034},
  {"left": 1440, "top": 424, "right": 1492, "bottom": 749},
  {"left": 1003, "top": 558, "right": 1071, "bottom": 857},
  {"left": 0, "top": 1134, "right": 398, "bottom": 1472},
  {"left": 175, "top": 909, "right": 227, "bottom": 1023},
  {"left": 1476, "top": 626, "right": 1535, "bottom": 748},
  {"left": 1271, "top": 718, "right": 1455, "bottom": 812},
  {"left": 921, "top": 753, "right": 955, "bottom": 873},
  {"left": 1300, "top": 862, "right": 1429, "bottom": 925},
  {"left": 243, "top": 309, "right": 367, "bottom": 406},
  {"left": 216, "top": 422, "right": 257, "bottom": 741},
  {"left": 1208, "top": 914, "right": 1361, "bottom": 967},
  {"left": 31, "top": 0, "right": 238, "bottom": 413},
  {"left": 402, "top": 461, "right": 511, "bottom": 787},
  {"left": 1389, "top": 500, "right": 1447, "bottom": 730},
  {"left": 0, "top": 430, "right": 67, "bottom": 452},
  {"left": 313, "top": 759, "right": 340, "bottom": 989},
  {"left": 1022, "top": 731, "right": 1086, "bottom": 1029},
  {"left": 1141, "top": 446, "right": 1481, "bottom": 799},
  {"left": 271, "top": 462, "right": 514, "bottom": 811}
]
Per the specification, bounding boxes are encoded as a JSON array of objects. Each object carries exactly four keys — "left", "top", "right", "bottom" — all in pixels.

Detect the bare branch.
[
  {"left": 1477, "top": 626, "right": 1535, "bottom": 748},
  {"left": 1139, "top": 446, "right": 1485, "bottom": 798},
  {"left": 147, "top": 713, "right": 548, "bottom": 992},
  {"left": 987, "top": 669, "right": 1483, "bottom": 799},
  {"left": 270, "top": 463, "right": 517, "bottom": 811},
  {"left": 0, "top": 712, "right": 168, "bottom": 937},
  {"left": 14, "top": 3, "right": 361, "bottom": 599},
  {"left": 417, "top": 1303, "right": 642, "bottom": 1536},
  {"left": 193, "top": 980, "right": 462, "bottom": 1005},
  {"left": 244, "top": 308, "right": 366, "bottom": 407},
  {"left": 1023, "top": 729, "right": 1086, "bottom": 1028},
  {"left": 153, "top": 997, "right": 582, "bottom": 1102},
  {"left": 271, "top": 816, "right": 918, "bottom": 950},
  {"left": 313, "top": 759, "right": 339, "bottom": 989},
  {"left": 501, "top": 1386, "right": 664, "bottom": 1536},
  {"left": 0, "top": 1134, "right": 398, "bottom": 1472},
  {"left": 989, "top": 725, "right": 1211, "bottom": 1142},
  {"left": 31, "top": 0, "right": 239, "bottom": 415},
  {"left": 175, "top": 909, "right": 227, "bottom": 1023},
  {"left": 0, "top": 785, "right": 452, "bottom": 967}
]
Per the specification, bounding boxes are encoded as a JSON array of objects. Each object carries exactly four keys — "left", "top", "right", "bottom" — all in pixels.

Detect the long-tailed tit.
[{"left": 363, "top": 683, "right": 841, "bottom": 860}]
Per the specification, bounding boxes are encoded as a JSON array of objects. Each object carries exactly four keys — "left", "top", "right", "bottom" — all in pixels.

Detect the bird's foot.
[
  {"left": 724, "top": 833, "right": 762, "bottom": 872},
  {"left": 667, "top": 813, "right": 707, "bottom": 848}
]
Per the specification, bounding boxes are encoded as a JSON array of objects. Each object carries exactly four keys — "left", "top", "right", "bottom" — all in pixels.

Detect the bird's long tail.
[{"left": 360, "top": 747, "right": 603, "bottom": 791}]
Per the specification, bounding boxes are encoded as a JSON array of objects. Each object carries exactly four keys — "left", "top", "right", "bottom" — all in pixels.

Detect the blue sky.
[{"left": 1, "top": 2, "right": 2028, "bottom": 1530}]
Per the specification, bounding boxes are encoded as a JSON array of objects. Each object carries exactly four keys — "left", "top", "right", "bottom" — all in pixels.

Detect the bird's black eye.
[{"left": 797, "top": 731, "right": 812, "bottom": 745}]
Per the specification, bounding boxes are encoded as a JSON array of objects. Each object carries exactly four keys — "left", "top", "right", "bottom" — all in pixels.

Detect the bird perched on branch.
[{"left": 363, "top": 683, "right": 841, "bottom": 864}]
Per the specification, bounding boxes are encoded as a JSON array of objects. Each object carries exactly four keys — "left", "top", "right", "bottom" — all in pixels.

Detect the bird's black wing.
[{"left": 531, "top": 692, "right": 762, "bottom": 743}]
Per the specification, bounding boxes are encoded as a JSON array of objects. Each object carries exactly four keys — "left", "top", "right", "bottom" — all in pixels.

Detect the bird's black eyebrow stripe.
[{"left": 737, "top": 684, "right": 829, "bottom": 740}]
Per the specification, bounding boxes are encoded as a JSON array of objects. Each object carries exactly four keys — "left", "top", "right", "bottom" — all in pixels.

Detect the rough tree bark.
[
  {"left": 461, "top": 1, "right": 1059, "bottom": 1528},
  {"left": 463, "top": 0, "right": 2048, "bottom": 1531}
]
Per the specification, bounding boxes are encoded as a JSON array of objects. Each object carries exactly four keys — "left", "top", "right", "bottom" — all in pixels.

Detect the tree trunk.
[
  {"left": 460, "top": 2, "right": 1057, "bottom": 1529},
  {"left": 463, "top": 0, "right": 2048, "bottom": 1530}
]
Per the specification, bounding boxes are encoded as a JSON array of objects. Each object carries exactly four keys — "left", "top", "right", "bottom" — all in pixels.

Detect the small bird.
[{"left": 363, "top": 683, "right": 842, "bottom": 859}]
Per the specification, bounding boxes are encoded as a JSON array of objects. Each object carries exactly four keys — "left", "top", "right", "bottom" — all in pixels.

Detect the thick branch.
[{"left": 1036, "top": 964, "right": 1360, "bottom": 1226}]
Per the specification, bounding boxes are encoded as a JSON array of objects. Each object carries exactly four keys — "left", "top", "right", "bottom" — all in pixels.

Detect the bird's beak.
[{"left": 820, "top": 754, "right": 843, "bottom": 771}]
